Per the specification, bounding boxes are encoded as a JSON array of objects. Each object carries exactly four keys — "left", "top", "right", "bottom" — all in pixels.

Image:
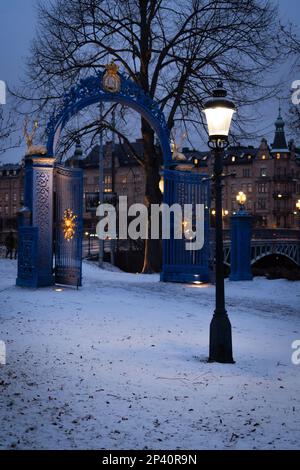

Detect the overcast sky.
[{"left": 0, "top": 0, "right": 300, "bottom": 162}]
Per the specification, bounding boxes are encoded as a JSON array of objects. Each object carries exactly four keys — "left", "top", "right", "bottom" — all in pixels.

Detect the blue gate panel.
[
  {"left": 16, "top": 226, "right": 39, "bottom": 288},
  {"left": 54, "top": 165, "right": 83, "bottom": 286},
  {"left": 161, "top": 169, "right": 211, "bottom": 284}
]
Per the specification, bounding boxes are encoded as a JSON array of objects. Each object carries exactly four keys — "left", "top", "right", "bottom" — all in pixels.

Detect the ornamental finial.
[
  {"left": 103, "top": 61, "right": 121, "bottom": 93},
  {"left": 23, "top": 117, "right": 47, "bottom": 156}
]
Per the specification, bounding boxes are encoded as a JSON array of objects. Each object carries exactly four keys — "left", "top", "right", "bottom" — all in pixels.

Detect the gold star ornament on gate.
[{"left": 62, "top": 209, "right": 77, "bottom": 242}]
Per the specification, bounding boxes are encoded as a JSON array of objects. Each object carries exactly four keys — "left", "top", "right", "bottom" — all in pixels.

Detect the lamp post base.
[{"left": 209, "top": 312, "right": 235, "bottom": 364}]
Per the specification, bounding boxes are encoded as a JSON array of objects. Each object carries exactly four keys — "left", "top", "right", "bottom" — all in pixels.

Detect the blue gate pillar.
[
  {"left": 31, "top": 155, "right": 55, "bottom": 286},
  {"left": 21, "top": 154, "right": 55, "bottom": 287},
  {"left": 229, "top": 208, "right": 253, "bottom": 281}
]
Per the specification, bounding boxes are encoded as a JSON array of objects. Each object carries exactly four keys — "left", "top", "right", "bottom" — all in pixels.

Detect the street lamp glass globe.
[
  {"left": 203, "top": 107, "right": 235, "bottom": 138},
  {"left": 203, "top": 82, "right": 236, "bottom": 140}
]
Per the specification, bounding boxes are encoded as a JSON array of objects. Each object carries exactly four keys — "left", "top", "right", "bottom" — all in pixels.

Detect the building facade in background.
[
  {"left": 0, "top": 164, "right": 23, "bottom": 238},
  {"left": 192, "top": 109, "right": 300, "bottom": 229},
  {"left": 1, "top": 111, "right": 300, "bottom": 239}
]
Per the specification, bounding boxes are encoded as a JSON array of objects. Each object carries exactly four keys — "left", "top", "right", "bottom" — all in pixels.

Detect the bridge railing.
[{"left": 220, "top": 228, "right": 300, "bottom": 241}]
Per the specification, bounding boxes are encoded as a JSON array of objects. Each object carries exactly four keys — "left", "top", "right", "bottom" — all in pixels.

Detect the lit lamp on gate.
[{"left": 236, "top": 191, "right": 247, "bottom": 211}]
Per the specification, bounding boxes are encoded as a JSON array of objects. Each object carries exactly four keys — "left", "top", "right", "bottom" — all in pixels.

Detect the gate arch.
[{"left": 46, "top": 70, "right": 172, "bottom": 165}]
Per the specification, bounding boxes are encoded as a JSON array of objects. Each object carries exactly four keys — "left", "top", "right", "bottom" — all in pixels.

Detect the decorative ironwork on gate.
[
  {"left": 161, "top": 170, "right": 211, "bottom": 283},
  {"left": 54, "top": 165, "right": 83, "bottom": 286},
  {"left": 46, "top": 70, "right": 173, "bottom": 166}
]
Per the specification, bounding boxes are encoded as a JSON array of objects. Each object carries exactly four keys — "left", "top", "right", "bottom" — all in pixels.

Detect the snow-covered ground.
[{"left": 0, "top": 259, "right": 299, "bottom": 450}]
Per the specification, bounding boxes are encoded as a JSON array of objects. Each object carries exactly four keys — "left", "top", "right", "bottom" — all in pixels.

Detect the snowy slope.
[{"left": 0, "top": 259, "right": 299, "bottom": 450}]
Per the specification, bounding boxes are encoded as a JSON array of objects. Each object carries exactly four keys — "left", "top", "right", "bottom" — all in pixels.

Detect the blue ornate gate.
[
  {"left": 17, "top": 65, "right": 207, "bottom": 288},
  {"left": 161, "top": 170, "right": 211, "bottom": 283},
  {"left": 54, "top": 165, "right": 83, "bottom": 286}
]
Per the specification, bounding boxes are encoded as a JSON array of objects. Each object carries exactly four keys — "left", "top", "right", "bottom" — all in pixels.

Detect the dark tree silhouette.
[
  {"left": 19, "top": 0, "right": 285, "bottom": 271},
  {"left": 0, "top": 109, "right": 19, "bottom": 156}
]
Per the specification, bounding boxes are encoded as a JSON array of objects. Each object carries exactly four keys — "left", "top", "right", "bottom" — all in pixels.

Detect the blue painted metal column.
[
  {"left": 31, "top": 154, "right": 55, "bottom": 287},
  {"left": 24, "top": 154, "right": 34, "bottom": 213},
  {"left": 16, "top": 205, "right": 39, "bottom": 288},
  {"left": 229, "top": 208, "right": 253, "bottom": 281},
  {"left": 22, "top": 155, "right": 54, "bottom": 287}
]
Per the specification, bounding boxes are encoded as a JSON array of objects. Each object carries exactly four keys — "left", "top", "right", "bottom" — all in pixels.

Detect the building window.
[
  {"left": 231, "top": 156, "right": 236, "bottom": 162},
  {"left": 104, "top": 175, "right": 112, "bottom": 193},
  {"left": 5, "top": 193, "right": 8, "bottom": 201},
  {"left": 243, "top": 168, "right": 250, "bottom": 178},
  {"left": 231, "top": 184, "right": 236, "bottom": 195},
  {"left": 258, "top": 183, "right": 268, "bottom": 194},
  {"left": 248, "top": 183, "right": 252, "bottom": 193},
  {"left": 13, "top": 193, "right": 17, "bottom": 202},
  {"left": 13, "top": 205, "right": 17, "bottom": 215},
  {"left": 257, "top": 199, "right": 267, "bottom": 210},
  {"left": 260, "top": 168, "right": 267, "bottom": 177},
  {"left": 262, "top": 155, "right": 266, "bottom": 160},
  {"left": 276, "top": 153, "right": 281, "bottom": 160},
  {"left": 4, "top": 206, "right": 8, "bottom": 215}
]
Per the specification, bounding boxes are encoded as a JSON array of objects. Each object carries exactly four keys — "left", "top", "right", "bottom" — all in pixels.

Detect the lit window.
[
  {"left": 104, "top": 175, "right": 112, "bottom": 193},
  {"left": 262, "top": 155, "right": 266, "bottom": 160},
  {"left": 232, "top": 156, "right": 236, "bottom": 162},
  {"left": 276, "top": 153, "right": 280, "bottom": 160},
  {"left": 260, "top": 168, "right": 267, "bottom": 177}
]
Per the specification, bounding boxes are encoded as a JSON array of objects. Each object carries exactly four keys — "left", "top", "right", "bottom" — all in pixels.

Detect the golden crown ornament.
[{"left": 103, "top": 61, "right": 121, "bottom": 93}]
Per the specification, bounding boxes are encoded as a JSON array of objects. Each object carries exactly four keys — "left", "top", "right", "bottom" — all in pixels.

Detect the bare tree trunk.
[{"left": 141, "top": 117, "right": 162, "bottom": 273}]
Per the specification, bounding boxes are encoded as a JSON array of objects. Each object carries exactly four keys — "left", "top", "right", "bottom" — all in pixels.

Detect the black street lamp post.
[{"left": 203, "top": 82, "right": 236, "bottom": 364}]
